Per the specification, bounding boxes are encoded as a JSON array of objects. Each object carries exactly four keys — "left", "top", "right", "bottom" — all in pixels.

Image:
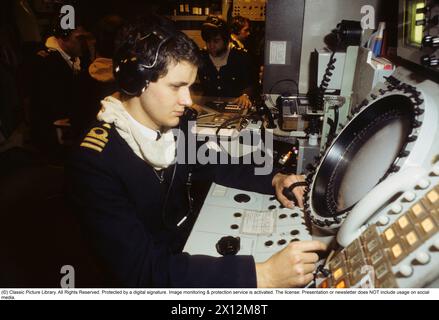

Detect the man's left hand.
[{"left": 272, "top": 173, "right": 307, "bottom": 209}]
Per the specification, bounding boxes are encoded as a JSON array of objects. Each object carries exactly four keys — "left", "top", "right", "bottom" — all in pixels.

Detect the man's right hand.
[{"left": 255, "top": 240, "right": 327, "bottom": 288}]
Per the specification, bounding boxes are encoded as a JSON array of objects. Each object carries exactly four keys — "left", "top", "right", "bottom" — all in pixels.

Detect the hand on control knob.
[{"left": 272, "top": 174, "right": 307, "bottom": 208}]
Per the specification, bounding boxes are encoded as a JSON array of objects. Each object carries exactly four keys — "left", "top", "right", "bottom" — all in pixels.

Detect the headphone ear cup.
[{"left": 114, "top": 58, "right": 150, "bottom": 96}]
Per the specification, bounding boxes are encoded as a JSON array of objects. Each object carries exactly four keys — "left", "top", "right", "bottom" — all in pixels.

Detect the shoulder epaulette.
[{"left": 80, "top": 123, "right": 112, "bottom": 153}]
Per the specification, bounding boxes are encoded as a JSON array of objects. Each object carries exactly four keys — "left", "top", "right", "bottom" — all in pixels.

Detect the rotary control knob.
[
  {"left": 415, "top": 252, "right": 431, "bottom": 265},
  {"left": 421, "top": 55, "right": 439, "bottom": 67},
  {"left": 403, "top": 191, "right": 416, "bottom": 202},
  {"left": 399, "top": 265, "right": 414, "bottom": 277},
  {"left": 422, "top": 35, "right": 439, "bottom": 48}
]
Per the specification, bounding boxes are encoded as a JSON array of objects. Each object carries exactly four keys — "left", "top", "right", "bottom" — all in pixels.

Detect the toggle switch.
[
  {"left": 399, "top": 265, "right": 414, "bottom": 277},
  {"left": 417, "top": 179, "right": 431, "bottom": 190},
  {"left": 415, "top": 252, "right": 431, "bottom": 265},
  {"left": 403, "top": 191, "right": 416, "bottom": 202}
]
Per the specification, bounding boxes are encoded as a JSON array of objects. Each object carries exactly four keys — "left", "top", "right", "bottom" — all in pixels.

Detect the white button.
[
  {"left": 403, "top": 192, "right": 416, "bottom": 202},
  {"left": 415, "top": 252, "right": 430, "bottom": 265},
  {"left": 433, "top": 239, "right": 439, "bottom": 251},
  {"left": 417, "top": 179, "right": 431, "bottom": 190},
  {"left": 378, "top": 215, "right": 390, "bottom": 226},
  {"left": 399, "top": 265, "right": 413, "bottom": 277},
  {"left": 390, "top": 204, "right": 403, "bottom": 214},
  {"left": 433, "top": 164, "right": 439, "bottom": 176},
  {"left": 217, "top": 86, "right": 222, "bottom": 90}
]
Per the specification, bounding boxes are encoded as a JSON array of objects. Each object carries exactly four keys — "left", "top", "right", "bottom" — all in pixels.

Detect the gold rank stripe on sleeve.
[
  {"left": 80, "top": 142, "right": 103, "bottom": 152},
  {"left": 80, "top": 125, "right": 110, "bottom": 152}
]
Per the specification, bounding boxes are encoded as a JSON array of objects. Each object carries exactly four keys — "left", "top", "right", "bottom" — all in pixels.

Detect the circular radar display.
[{"left": 306, "top": 86, "right": 425, "bottom": 230}]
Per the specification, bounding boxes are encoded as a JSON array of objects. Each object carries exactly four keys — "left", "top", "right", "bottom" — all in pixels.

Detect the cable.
[
  {"left": 314, "top": 51, "right": 337, "bottom": 112},
  {"left": 267, "top": 79, "right": 299, "bottom": 108},
  {"left": 161, "top": 128, "right": 183, "bottom": 229}
]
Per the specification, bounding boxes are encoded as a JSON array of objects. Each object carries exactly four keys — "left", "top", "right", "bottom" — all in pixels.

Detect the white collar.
[{"left": 125, "top": 111, "right": 160, "bottom": 141}]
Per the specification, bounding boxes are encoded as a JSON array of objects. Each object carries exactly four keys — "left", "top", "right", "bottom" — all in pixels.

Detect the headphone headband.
[{"left": 113, "top": 24, "right": 173, "bottom": 96}]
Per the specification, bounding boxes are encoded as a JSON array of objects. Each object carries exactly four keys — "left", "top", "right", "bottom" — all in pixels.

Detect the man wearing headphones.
[
  {"left": 197, "top": 16, "right": 254, "bottom": 108},
  {"left": 70, "top": 14, "right": 326, "bottom": 288}
]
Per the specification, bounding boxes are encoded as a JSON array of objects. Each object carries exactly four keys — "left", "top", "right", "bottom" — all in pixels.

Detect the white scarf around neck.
[{"left": 97, "top": 96, "right": 176, "bottom": 170}]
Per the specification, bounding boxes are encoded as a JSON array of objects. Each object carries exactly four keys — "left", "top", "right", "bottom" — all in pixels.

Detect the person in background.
[
  {"left": 230, "top": 15, "right": 251, "bottom": 51},
  {"left": 30, "top": 13, "right": 88, "bottom": 154},
  {"left": 197, "top": 16, "right": 254, "bottom": 109}
]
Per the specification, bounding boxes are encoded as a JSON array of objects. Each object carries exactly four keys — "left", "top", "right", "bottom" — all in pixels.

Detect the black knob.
[
  {"left": 422, "top": 35, "right": 439, "bottom": 48},
  {"left": 216, "top": 236, "right": 240, "bottom": 256},
  {"left": 421, "top": 55, "right": 439, "bottom": 67}
]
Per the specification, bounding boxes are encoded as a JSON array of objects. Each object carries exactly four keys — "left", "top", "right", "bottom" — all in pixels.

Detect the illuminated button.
[
  {"left": 390, "top": 204, "right": 403, "bottom": 214},
  {"left": 378, "top": 215, "right": 390, "bottom": 226},
  {"left": 415, "top": 252, "right": 430, "bottom": 265},
  {"left": 411, "top": 203, "right": 426, "bottom": 219},
  {"left": 217, "top": 86, "right": 222, "bottom": 90},
  {"left": 333, "top": 268, "right": 345, "bottom": 281},
  {"left": 421, "top": 217, "right": 436, "bottom": 235},
  {"left": 319, "top": 279, "right": 330, "bottom": 288},
  {"left": 405, "top": 230, "right": 420, "bottom": 248},
  {"left": 391, "top": 243, "right": 404, "bottom": 260},
  {"left": 399, "top": 265, "right": 413, "bottom": 277},
  {"left": 426, "top": 189, "right": 439, "bottom": 206},
  {"left": 417, "top": 179, "right": 431, "bottom": 190},
  {"left": 397, "top": 216, "right": 411, "bottom": 231},
  {"left": 403, "top": 192, "right": 416, "bottom": 202},
  {"left": 384, "top": 227, "right": 396, "bottom": 242},
  {"left": 335, "top": 279, "right": 347, "bottom": 289}
]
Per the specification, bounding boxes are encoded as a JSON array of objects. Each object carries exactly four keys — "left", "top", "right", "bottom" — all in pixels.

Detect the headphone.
[{"left": 113, "top": 26, "right": 172, "bottom": 97}]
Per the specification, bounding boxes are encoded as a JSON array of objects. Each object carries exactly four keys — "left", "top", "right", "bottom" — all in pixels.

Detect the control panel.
[
  {"left": 232, "top": 0, "right": 266, "bottom": 21},
  {"left": 184, "top": 183, "right": 311, "bottom": 263},
  {"left": 318, "top": 162, "right": 439, "bottom": 288}
]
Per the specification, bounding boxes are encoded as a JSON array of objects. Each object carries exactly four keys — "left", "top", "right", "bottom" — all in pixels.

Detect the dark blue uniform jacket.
[{"left": 69, "top": 122, "right": 276, "bottom": 287}]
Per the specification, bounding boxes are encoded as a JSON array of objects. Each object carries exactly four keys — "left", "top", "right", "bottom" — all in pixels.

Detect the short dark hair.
[
  {"left": 201, "top": 16, "right": 230, "bottom": 43},
  {"left": 114, "top": 14, "right": 201, "bottom": 84},
  {"left": 230, "top": 16, "right": 250, "bottom": 35},
  {"left": 94, "top": 15, "right": 124, "bottom": 58}
]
